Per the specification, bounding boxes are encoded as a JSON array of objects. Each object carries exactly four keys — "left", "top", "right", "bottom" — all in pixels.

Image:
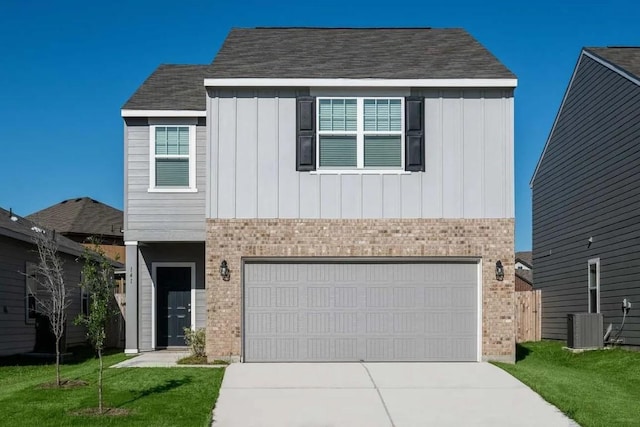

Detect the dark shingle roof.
[
  {"left": 515, "top": 269, "right": 533, "bottom": 285},
  {"left": 515, "top": 251, "right": 532, "bottom": 268},
  {"left": 122, "top": 64, "right": 210, "bottom": 110},
  {"left": 0, "top": 207, "right": 87, "bottom": 257},
  {"left": 585, "top": 47, "right": 640, "bottom": 81},
  {"left": 209, "top": 28, "right": 515, "bottom": 79},
  {"left": 27, "top": 197, "right": 123, "bottom": 239}
]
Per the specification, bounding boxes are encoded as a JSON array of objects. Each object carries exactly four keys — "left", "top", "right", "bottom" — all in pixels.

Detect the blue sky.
[{"left": 1, "top": 0, "right": 638, "bottom": 251}]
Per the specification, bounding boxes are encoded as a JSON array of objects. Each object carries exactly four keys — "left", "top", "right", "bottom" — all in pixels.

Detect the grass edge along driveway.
[
  {"left": 494, "top": 341, "right": 640, "bottom": 427},
  {"left": 0, "top": 351, "right": 224, "bottom": 427}
]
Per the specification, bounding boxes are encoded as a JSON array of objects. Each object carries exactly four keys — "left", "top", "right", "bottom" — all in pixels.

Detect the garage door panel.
[
  {"left": 366, "top": 338, "right": 394, "bottom": 360},
  {"left": 275, "top": 312, "right": 299, "bottom": 333},
  {"left": 453, "top": 312, "right": 477, "bottom": 332},
  {"left": 335, "top": 338, "right": 358, "bottom": 359},
  {"left": 425, "top": 312, "right": 452, "bottom": 333},
  {"left": 246, "top": 287, "right": 271, "bottom": 308},
  {"left": 246, "top": 312, "right": 272, "bottom": 334},
  {"left": 335, "top": 312, "right": 358, "bottom": 333},
  {"left": 366, "top": 287, "right": 393, "bottom": 307},
  {"left": 393, "top": 287, "right": 418, "bottom": 307},
  {"left": 394, "top": 338, "right": 425, "bottom": 360},
  {"left": 244, "top": 262, "right": 479, "bottom": 362},
  {"left": 335, "top": 287, "right": 358, "bottom": 307},
  {"left": 393, "top": 312, "right": 424, "bottom": 333}
]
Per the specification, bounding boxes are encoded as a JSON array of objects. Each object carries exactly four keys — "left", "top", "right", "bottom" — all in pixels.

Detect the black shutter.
[
  {"left": 296, "top": 96, "right": 316, "bottom": 171},
  {"left": 405, "top": 96, "right": 425, "bottom": 172}
]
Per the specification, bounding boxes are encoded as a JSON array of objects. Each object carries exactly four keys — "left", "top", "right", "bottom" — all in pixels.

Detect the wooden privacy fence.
[{"left": 515, "top": 290, "right": 542, "bottom": 343}]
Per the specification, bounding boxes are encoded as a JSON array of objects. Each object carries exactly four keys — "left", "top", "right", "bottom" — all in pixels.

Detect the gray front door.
[
  {"left": 243, "top": 262, "right": 478, "bottom": 362},
  {"left": 157, "top": 267, "right": 191, "bottom": 347}
]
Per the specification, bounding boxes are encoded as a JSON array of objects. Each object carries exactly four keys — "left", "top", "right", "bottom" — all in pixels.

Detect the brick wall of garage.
[{"left": 205, "top": 218, "right": 515, "bottom": 363}]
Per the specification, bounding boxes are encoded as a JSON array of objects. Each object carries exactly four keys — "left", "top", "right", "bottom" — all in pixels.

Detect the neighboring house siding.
[
  {"left": 206, "top": 89, "right": 514, "bottom": 220},
  {"left": 137, "top": 243, "right": 205, "bottom": 351},
  {"left": 0, "top": 236, "right": 86, "bottom": 356},
  {"left": 532, "top": 54, "right": 640, "bottom": 345},
  {"left": 124, "top": 119, "right": 206, "bottom": 242}
]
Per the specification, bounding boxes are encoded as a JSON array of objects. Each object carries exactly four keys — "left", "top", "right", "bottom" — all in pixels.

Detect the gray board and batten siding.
[
  {"left": 135, "top": 242, "right": 206, "bottom": 351},
  {"left": 124, "top": 117, "right": 207, "bottom": 242},
  {"left": 206, "top": 88, "right": 514, "bottom": 220},
  {"left": 532, "top": 51, "right": 640, "bottom": 346},
  {"left": 243, "top": 261, "right": 479, "bottom": 362}
]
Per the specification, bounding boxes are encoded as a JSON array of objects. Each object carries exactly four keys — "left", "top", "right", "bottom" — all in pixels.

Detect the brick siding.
[{"left": 206, "top": 218, "right": 515, "bottom": 363}]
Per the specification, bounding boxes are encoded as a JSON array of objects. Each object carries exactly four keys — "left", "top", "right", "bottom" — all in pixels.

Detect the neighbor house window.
[
  {"left": 317, "top": 98, "right": 403, "bottom": 169},
  {"left": 149, "top": 125, "right": 196, "bottom": 191},
  {"left": 81, "top": 287, "right": 90, "bottom": 316},
  {"left": 588, "top": 258, "right": 600, "bottom": 313},
  {"left": 25, "top": 263, "right": 37, "bottom": 323}
]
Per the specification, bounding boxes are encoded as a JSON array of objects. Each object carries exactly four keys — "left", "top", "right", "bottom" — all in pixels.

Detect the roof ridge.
[{"left": 250, "top": 26, "right": 439, "bottom": 30}]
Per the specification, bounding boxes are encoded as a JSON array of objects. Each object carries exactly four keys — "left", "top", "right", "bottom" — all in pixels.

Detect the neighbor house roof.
[
  {"left": 122, "top": 64, "right": 210, "bottom": 111},
  {"left": 530, "top": 46, "right": 640, "bottom": 187},
  {"left": 0, "top": 207, "right": 87, "bottom": 257},
  {"left": 27, "top": 197, "right": 123, "bottom": 240},
  {"left": 515, "top": 251, "right": 533, "bottom": 269},
  {"left": 209, "top": 27, "right": 516, "bottom": 80},
  {"left": 515, "top": 269, "right": 533, "bottom": 285},
  {"left": 585, "top": 47, "right": 640, "bottom": 80}
]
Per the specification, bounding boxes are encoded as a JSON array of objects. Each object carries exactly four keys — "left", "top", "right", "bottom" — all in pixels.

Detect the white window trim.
[
  {"left": 316, "top": 97, "right": 405, "bottom": 172},
  {"left": 588, "top": 258, "right": 600, "bottom": 313},
  {"left": 151, "top": 262, "right": 196, "bottom": 350},
  {"left": 148, "top": 124, "right": 197, "bottom": 192}
]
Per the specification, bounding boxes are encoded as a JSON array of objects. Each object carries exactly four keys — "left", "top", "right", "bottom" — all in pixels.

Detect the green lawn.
[
  {"left": 495, "top": 341, "right": 640, "bottom": 427},
  {"left": 0, "top": 350, "right": 224, "bottom": 426}
]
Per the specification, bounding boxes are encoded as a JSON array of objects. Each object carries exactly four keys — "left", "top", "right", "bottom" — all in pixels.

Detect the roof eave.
[
  {"left": 203, "top": 77, "right": 518, "bottom": 88},
  {"left": 121, "top": 109, "right": 206, "bottom": 118}
]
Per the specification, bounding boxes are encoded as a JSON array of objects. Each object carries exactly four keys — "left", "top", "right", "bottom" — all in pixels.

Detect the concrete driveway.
[{"left": 212, "top": 362, "right": 578, "bottom": 427}]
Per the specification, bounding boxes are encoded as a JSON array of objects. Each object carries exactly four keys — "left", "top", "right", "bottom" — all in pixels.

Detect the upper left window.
[{"left": 149, "top": 125, "right": 196, "bottom": 191}]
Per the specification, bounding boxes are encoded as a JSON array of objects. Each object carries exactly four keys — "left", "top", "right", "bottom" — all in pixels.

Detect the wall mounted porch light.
[
  {"left": 219, "top": 260, "right": 230, "bottom": 281},
  {"left": 495, "top": 260, "right": 504, "bottom": 281}
]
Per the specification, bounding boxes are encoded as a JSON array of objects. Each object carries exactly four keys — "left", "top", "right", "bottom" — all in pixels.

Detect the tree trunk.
[
  {"left": 55, "top": 338, "right": 61, "bottom": 387},
  {"left": 98, "top": 348, "right": 103, "bottom": 414}
]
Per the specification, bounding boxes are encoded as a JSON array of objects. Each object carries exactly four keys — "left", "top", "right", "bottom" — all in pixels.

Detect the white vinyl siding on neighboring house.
[
  {"left": 317, "top": 97, "right": 403, "bottom": 170},
  {"left": 149, "top": 125, "right": 197, "bottom": 192}
]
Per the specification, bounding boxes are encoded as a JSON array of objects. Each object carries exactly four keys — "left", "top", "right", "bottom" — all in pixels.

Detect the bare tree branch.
[{"left": 31, "top": 229, "right": 71, "bottom": 386}]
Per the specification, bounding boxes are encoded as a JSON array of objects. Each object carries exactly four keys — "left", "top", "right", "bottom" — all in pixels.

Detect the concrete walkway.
[
  {"left": 212, "top": 362, "right": 579, "bottom": 427},
  {"left": 111, "top": 350, "right": 192, "bottom": 368}
]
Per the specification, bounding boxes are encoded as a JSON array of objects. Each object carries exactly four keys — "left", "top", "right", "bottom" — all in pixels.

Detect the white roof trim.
[
  {"left": 530, "top": 49, "right": 640, "bottom": 187},
  {"left": 204, "top": 78, "right": 518, "bottom": 88},
  {"left": 121, "top": 109, "right": 206, "bottom": 118}
]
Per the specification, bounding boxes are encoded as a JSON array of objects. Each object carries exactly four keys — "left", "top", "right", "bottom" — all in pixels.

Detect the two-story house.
[{"left": 121, "top": 27, "right": 517, "bottom": 362}]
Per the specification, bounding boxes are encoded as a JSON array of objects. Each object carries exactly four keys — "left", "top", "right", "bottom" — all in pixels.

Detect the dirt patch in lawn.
[
  {"left": 70, "top": 407, "right": 131, "bottom": 417},
  {"left": 39, "top": 379, "right": 89, "bottom": 389}
]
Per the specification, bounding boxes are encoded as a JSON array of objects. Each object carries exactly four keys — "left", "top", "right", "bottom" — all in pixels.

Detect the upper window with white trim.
[
  {"left": 317, "top": 98, "right": 403, "bottom": 170},
  {"left": 295, "top": 96, "right": 424, "bottom": 173},
  {"left": 149, "top": 125, "right": 196, "bottom": 191}
]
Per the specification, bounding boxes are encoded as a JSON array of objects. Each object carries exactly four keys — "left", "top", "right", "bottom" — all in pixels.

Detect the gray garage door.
[{"left": 243, "top": 262, "right": 478, "bottom": 362}]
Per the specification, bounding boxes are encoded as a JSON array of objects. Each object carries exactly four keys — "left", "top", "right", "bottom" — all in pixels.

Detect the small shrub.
[{"left": 183, "top": 328, "right": 206, "bottom": 357}]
